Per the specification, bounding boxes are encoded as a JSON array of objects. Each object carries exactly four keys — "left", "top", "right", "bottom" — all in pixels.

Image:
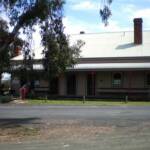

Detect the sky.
[{"left": 63, "top": 0, "right": 150, "bottom": 34}]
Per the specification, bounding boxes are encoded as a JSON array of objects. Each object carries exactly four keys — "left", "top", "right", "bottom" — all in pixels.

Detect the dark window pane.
[{"left": 112, "top": 73, "right": 122, "bottom": 87}]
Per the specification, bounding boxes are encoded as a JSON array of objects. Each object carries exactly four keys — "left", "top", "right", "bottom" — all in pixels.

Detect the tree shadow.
[{"left": 0, "top": 118, "right": 40, "bottom": 128}]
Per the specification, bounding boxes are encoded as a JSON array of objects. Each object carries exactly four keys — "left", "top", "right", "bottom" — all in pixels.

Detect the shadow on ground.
[{"left": 0, "top": 118, "right": 40, "bottom": 128}]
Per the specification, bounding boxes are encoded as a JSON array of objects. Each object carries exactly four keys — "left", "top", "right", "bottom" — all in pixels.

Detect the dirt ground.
[
  {"left": 1, "top": 119, "right": 150, "bottom": 146},
  {"left": 0, "top": 119, "right": 114, "bottom": 143},
  {"left": 0, "top": 105, "right": 150, "bottom": 149}
]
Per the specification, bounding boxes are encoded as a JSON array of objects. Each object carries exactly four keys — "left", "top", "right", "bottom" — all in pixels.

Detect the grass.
[{"left": 27, "top": 99, "right": 150, "bottom": 106}]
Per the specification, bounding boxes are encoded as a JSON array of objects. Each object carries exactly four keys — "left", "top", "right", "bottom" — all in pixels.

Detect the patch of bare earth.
[
  {"left": 10, "top": 99, "right": 27, "bottom": 105},
  {"left": 40, "top": 120, "right": 114, "bottom": 141},
  {"left": 0, "top": 126, "right": 40, "bottom": 143},
  {"left": 0, "top": 120, "right": 114, "bottom": 143}
]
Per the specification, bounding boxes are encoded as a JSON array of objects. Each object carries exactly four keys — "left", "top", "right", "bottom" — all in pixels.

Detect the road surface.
[{"left": 0, "top": 105, "right": 150, "bottom": 150}]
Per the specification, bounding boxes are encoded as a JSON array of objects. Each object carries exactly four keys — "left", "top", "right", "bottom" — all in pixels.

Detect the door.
[
  {"left": 67, "top": 74, "right": 76, "bottom": 95},
  {"left": 87, "top": 73, "right": 96, "bottom": 96}
]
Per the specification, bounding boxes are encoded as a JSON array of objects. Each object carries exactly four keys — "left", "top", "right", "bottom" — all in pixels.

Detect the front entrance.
[
  {"left": 87, "top": 73, "right": 96, "bottom": 96},
  {"left": 67, "top": 74, "right": 76, "bottom": 95},
  {"left": 50, "top": 78, "right": 58, "bottom": 95}
]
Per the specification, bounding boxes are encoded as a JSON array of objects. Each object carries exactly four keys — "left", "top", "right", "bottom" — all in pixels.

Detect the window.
[
  {"left": 35, "top": 80, "right": 40, "bottom": 87},
  {"left": 146, "top": 74, "right": 150, "bottom": 86},
  {"left": 112, "top": 73, "right": 122, "bottom": 87}
]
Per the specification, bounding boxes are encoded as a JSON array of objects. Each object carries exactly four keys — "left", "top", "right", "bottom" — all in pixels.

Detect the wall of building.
[
  {"left": 94, "top": 71, "right": 148, "bottom": 99},
  {"left": 38, "top": 80, "right": 49, "bottom": 87},
  {"left": 123, "top": 71, "right": 145, "bottom": 88},
  {"left": 58, "top": 73, "right": 87, "bottom": 97},
  {"left": 58, "top": 71, "right": 147, "bottom": 97},
  {"left": 96, "top": 72, "right": 112, "bottom": 89},
  {"left": 11, "top": 70, "right": 149, "bottom": 98},
  {"left": 95, "top": 71, "right": 146, "bottom": 89}
]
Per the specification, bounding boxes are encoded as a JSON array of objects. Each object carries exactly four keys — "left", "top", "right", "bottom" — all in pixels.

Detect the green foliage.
[
  {"left": 0, "top": 95, "right": 12, "bottom": 103},
  {"left": 0, "top": 17, "right": 23, "bottom": 91},
  {"left": 100, "top": 0, "right": 113, "bottom": 26},
  {"left": 0, "top": 0, "right": 83, "bottom": 93},
  {"left": 0, "top": 18, "right": 10, "bottom": 72},
  {"left": 40, "top": 0, "right": 84, "bottom": 83},
  {"left": 0, "top": 0, "right": 65, "bottom": 34}
]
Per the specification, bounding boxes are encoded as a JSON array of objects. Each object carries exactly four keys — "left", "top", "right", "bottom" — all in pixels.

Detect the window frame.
[{"left": 112, "top": 72, "right": 123, "bottom": 88}]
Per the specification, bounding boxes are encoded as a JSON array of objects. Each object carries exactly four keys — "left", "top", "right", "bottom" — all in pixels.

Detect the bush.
[{"left": 0, "top": 95, "right": 12, "bottom": 103}]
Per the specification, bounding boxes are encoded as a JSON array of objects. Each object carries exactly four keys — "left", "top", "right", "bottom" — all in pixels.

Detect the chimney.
[
  {"left": 80, "top": 31, "right": 85, "bottom": 34},
  {"left": 134, "top": 18, "right": 143, "bottom": 45},
  {"left": 15, "top": 46, "right": 21, "bottom": 56}
]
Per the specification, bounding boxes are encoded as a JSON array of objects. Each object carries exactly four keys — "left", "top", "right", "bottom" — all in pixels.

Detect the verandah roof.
[
  {"left": 12, "top": 62, "right": 150, "bottom": 71},
  {"left": 67, "top": 63, "right": 150, "bottom": 71}
]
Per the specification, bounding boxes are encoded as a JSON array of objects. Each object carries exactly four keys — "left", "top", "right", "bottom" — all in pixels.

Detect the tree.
[
  {"left": 0, "top": 18, "right": 23, "bottom": 93},
  {"left": 41, "top": 1, "right": 84, "bottom": 93},
  {"left": 0, "top": 18, "right": 9, "bottom": 93},
  {"left": 0, "top": 0, "right": 83, "bottom": 94},
  {"left": 100, "top": 0, "right": 113, "bottom": 26}
]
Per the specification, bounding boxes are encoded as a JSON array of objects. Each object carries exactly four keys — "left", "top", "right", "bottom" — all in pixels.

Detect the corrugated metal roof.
[
  {"left": 12, "top": 63, "right": 150, "bottom": 71},
  {"left": 12, "top": 64, "right": 44, "bottom": 70},
  {"left": 11, "top": 62, "right": 147, "bottom": 71},
  {"left": 11, "top": 30, "right": 150, "bottom": 72},
  {"left": 11, "top": 30, "right": 150, "bottom": 61},
  {"left": 68, "top": 63, "right": 150, "bottom": 71},
  {"left": 70, "top": 31, "right": 150, "bottom": 58},
  {"left": 32, "top": 62, "right": 150, "bottom": 71},
  {"left": 11, "top": 54, "right": 43, "bottom": 61}
]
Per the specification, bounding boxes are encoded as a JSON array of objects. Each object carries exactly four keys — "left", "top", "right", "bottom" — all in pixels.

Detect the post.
[
  {"left": 83, "top": 95, "right": 85, "bottom": 104},
  {"left": 45, "top": 95, "right": 48, "bottom": 102},
  {"left": 125, "top": 95, "right": 128, "bottom": 103},
  {"left": 83, "top": 73, "right": 87, "bottom": 104}
]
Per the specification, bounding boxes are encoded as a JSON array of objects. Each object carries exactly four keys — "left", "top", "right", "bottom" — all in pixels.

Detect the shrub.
[{"left": 0, "top": 95, "right": 12, "bottom": 103}]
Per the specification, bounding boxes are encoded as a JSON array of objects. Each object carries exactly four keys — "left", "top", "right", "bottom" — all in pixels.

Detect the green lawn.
[{"left": 27, "top": 99, "right": 150, "bottom": 106}]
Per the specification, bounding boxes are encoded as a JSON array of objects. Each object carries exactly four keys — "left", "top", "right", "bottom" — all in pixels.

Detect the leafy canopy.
[
  {"left": 0, "top": 0, "right": 83, "bottom": 88},
  {"left": 100, "top": 0, "right": 113, "bottom": 26}
]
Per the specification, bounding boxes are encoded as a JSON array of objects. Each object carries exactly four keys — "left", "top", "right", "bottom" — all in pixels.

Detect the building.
[{"left": 11, "top": 18, "right": 150, "bottom": 99}]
